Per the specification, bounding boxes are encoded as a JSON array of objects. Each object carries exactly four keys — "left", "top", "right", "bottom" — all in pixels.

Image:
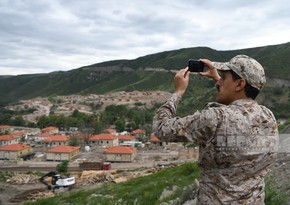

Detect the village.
[
  {"left": 0, "top": 125, "right": 198, "bottom": 168},
  {"left": 1, "top": 90, "right": 290, "bottom": 205},
  {"left": 4, "top": 90, "right": 172, "bottom": 123},
  {"left": 0, "top": 90, "right": 199, "bottom": 204},
  {"left": 0, "top": 90, "right": 198, "bottom": 170},
  {"left": 0, "top": 123, "right": 199, "bottom": 205}
]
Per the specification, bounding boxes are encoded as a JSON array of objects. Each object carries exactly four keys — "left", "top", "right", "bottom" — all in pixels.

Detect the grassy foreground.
[
  {"left": 23, "top": 162, "right": 288, "bottom": 205},
  {"left": 24, "top": 163, "right": 200, "bottom": 205}
]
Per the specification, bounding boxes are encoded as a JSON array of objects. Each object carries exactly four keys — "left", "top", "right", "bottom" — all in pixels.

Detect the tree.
[
  {"left": 37, "top": 115, "right": 50, "bottom": 128},
  {"left": 14, "top": 115, "right": 25, "bottom": 126},
  {"left": 19, "top": 136, "right": 26, "bottom": 143},
  {"left": 115, "top": 117, "right": 125, "bottom": 132},
  {"left": 69, "top": 136, "right": 80, "bottom": 146},
  {"left": 56, "top": 160, "right": 69, "bottom": 174},
  {"left": 94, "top": 121, "right": 105, "bottom": 134}
]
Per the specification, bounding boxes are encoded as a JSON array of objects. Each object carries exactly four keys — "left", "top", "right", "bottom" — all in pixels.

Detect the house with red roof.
[
  {"left": 0, "top": 135, "right": 18, "bottom": 146},
  {"left": 41, "top": 135, "right": 70, "bottom": 148},
  {"left": 0, "top": 125, "right": 14, "bottom": 134},
  {"left": 74, "top": 133, "right": 92, "bottom": 145},
  {"left": 46, "top": 145, "right": 80, "bottom": 161},
  {"left": 41, "top": 126, "right": 59, "bottom": 134},
  {"left": 104, "top": 146, "right": 137, "bottom": 162},
  {"left": 34, "top": 133, "right": 52, "bottom": 142},
  {"left": 11, "top": 131, "right": 26, "bottom": 140},
  {"left": 131, "top": 129, "right": 146, "bottom": 141},
  {"left": 0, "top": 143, "right": 33, "bottom": 160},
  {"left": 147, "top": 135, "right": 170, "bottom": 148},
  {"left": 89, "top": 133, "right": 118, "bottom": 147},
  {"left": 103, "top": 128, "right": 117, "bottom": 135},
  {"left": 118, "top": 135, "right": 135, "bottom": 144},
  {"left": 149, "top": 135, "right": 162, "bottom": 146}
]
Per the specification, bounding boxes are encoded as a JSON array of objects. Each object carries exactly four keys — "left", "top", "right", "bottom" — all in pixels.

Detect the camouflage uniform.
[{"left": 152, "top": 55, "right": 279, "bottom": 205}]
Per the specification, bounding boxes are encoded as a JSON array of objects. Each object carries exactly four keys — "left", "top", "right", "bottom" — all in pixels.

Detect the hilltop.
[{"left": 0, "top": 42, "right": 290, "bottom": 118}]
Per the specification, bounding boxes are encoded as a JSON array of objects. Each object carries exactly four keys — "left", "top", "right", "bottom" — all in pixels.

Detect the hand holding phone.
[{"left": 188, "top": 59, "right": 205, "bottom": 72}]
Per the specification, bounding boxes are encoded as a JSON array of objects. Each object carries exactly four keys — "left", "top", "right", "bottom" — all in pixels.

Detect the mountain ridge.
[{"left": 0, "top": 42, "right": 290, "bottom": 112}]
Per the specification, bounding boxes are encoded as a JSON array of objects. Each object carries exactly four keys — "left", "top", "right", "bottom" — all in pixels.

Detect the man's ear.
[{"left": 235, "top": 79, "right": 246, "bottom": 92}]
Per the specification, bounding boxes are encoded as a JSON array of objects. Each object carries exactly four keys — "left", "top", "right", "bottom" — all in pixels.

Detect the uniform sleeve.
[{"left": 152, "top": 93, "right": 221, "bottom": 145}]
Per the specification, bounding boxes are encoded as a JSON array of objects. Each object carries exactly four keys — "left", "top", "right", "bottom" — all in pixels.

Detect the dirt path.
[{"left": 0, "top": 182, "right": 46, "bottom": 205}]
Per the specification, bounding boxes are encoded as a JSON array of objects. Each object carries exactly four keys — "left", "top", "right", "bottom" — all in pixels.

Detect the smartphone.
[{"left": 188, "top": 59, "right": 205, "bottom": 72}]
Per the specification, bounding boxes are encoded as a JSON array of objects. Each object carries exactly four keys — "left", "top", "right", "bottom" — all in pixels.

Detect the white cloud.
[{"left": 0, "top": 0, "right": 289, "bottom": 75}]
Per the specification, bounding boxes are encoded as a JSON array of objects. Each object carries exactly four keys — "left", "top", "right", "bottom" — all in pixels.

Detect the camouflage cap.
[{"left": 212, "top": 55, "right": 266, "bottom": 90}]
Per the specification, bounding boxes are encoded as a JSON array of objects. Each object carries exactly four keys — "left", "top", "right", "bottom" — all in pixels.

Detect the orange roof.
[
  {"left": 37, "top": 133, "right": 52, "bottom": 138},
  {"left": 104, "top": 128, "right": 116, "bottom": 133},
  {"left": 131, "top": 129, "right": 145, "bottom": 134},
  {"left": 0, "top": 143, "right": 31, "bottom": 151},
  {"left": 118, "top": 135, "right": 135, "bottom": 141},
  {"left": 0, "top": 135, "right": 15, "bottom": 141},
  {"left": 90, "top": 133, "right": 117, "bottom": 141},
  {"left": 41, "top": 135, "right": 70, "bottom": 142},
  {"left": 11, "top": 131, "right": 25, "bottom": 137},
  {"left": 104, "top": 146, "right": 136, "bottom": 154},
  {"left": 150, "top": 135, "right": 161, "bottom": 142},
  {"left": 0, "top": 125, "right": 12, "bottom": 129},
  {"left": 41, "top": 126, "right": 58, "bottom": 131},
  {"left": 47, "top": 145, "right": 80, "bottom": 153}
]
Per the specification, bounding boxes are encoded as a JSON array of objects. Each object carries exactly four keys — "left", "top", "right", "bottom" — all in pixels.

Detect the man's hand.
[
  {"left": 199, "top": 59, "right": 221, "bottom": 82},
  {"left": 174, "top": 68, "right": 190, "bottom": 97}
]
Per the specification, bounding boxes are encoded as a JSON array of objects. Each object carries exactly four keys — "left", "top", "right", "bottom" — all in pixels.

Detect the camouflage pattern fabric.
[
  {"left": 212, "top": 55, "right": 266, "bottom": 90},
  {"left": 152, "top": 93, "right": 279, "bottom": 205}
]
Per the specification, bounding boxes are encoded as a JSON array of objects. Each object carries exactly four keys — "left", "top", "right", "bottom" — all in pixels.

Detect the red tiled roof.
[
  {"left": 118, "top": 135, "right": 135, "bottom": 141},
  {"left": 41, "top": 135, "right": 70, "bottom": 142},
  {"left": 11, "top": 132, "right": 25, "bottom": 137},
  {"left": 37, "top": 133, "right": 52, "bottom": 138},
  {"left": 0, "top": 143, "right": 31, "bottom": 151},
  {"left": 104, "top": 128, "right": 116, "bottom": 133},
  {"left": 131, "top": 129, "right": 145, "bottom": 134},
  {"left": 0, "top": 135, "right": 15, "bottom": 141},
  {"left": 104, "top": 146, "right": 136, "bottom": 154},
  {"left": 47, "top": 145, "right": 80, "bottom": 153},
  {"left": 90, "top": 133, "right": 117, "bottom": 141},
  {"left": 150, "top": 135, "right": 161, "bottom": 142},
  {"left": 41, "top": 126, "right": 58, "bottom": 131},
  {"left": 0, "top": 125, "right": 12, "bottom": 129}
]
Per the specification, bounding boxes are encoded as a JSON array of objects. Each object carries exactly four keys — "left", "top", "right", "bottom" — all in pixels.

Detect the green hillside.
[
  {"left": 22, "top": 162, "right": 287, "bottom": 205},
  {"left": 0, "top": 42, "right": 290, "bottom": 118}
]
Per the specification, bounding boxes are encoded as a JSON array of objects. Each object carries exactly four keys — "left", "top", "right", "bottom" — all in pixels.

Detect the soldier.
[{"left": 152, "top": 55, "right": 279, "bottom": 205}]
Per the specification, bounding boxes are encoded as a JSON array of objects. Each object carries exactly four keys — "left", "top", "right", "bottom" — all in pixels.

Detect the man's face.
[{"left": 215, "top": 71, "right": 237, "bottom": 105}]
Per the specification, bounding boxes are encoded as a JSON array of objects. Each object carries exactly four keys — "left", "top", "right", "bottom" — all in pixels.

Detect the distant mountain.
[{"left": 0, "top": 42, "right": 290, "bottom": 118}]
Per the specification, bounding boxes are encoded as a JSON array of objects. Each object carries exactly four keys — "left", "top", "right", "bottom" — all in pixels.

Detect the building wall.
[
  {"left": 105, "top": 153, "right": 135, "bottom": 162},
  {"left": 46, "top": 152, "right": 70, "bottom": 161},
  {"left": 0, "top": 139, "right": 18, "bottom": 146},
  {"left": 41, "top": 141, "right": 69, "bottom": 148},
  {"left": 50, "top": 141, "right": 69, "bottom": 147},
  {"left": 46, "top": 149, "right": 80, "bottom": 161},
  {"left": 18, "top": 147, "right": 33, "bottom": 157},
  {"left": 0, "top": 127, "right": 14, "bottom": 134},
  {"left": 90, "top": 139, "right": 118, "bottom": 147},
  {"left": 0, "top": 147, "right": 33, "bottom": 160},
  {"left": 0, "top": 151, "right": 17, "bottom": 160},
  {"left": 42, "top": 128, "right": 59, "bottom": 135}
]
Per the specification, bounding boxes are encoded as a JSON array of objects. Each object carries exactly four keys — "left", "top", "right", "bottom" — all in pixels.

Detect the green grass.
[
  {"left": 9, "top": 162, "right": 290, "bottom": 205},
  {"left": 23, "top": 163, "right": 200, "bottom": 205},
  {"left": 0, "top": 171, "right": 15, "bottom": 181}
]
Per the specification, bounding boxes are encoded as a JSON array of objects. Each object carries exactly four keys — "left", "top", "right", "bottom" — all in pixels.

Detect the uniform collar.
[{"left": 230, "top": 98, "right": 257, "bottom": 106}]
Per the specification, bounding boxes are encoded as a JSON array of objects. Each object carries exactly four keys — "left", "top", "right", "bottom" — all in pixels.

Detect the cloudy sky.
[{"left": 1, "top": 0, "right": 290, "bottom": 76}]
